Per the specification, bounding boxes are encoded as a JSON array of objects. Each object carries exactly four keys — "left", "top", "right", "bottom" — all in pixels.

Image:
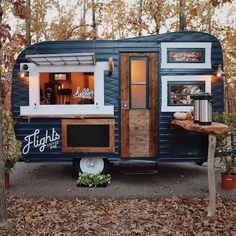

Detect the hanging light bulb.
[
  {"left": 216, "top": 64, "right": 225, "bottom": 78},
  {"left": 213, "top": 64, "right": 225, "bottom": 78},
  {"left": 19, "top": 70, "right": 26, "bottom": 78},
  {"left": 18, "top": 64, "right": 29, "bottom": 78}
]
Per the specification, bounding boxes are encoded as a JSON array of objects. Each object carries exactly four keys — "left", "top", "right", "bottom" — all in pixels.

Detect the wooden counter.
[
  {"left": 171, "top": 119, "right": 228, "bottom": 135},
  {"left": 171, "top": 119, "right": 228, "bottom": 217}
]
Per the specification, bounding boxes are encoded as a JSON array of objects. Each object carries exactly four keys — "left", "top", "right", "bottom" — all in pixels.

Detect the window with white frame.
[
  {"left": 161, "top": 42, "right": 211, "bottom": 69},
  {"left": 161, "top": 75, "right": 211, "bottom": 112},
  {"left": 20, "top": 61, "right": 114, "bottom": 116},
  {"left": 168, "top": 81, "right": 205, "bottom": 106}
]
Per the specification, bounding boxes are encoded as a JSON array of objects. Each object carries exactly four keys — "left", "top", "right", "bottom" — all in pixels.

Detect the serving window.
[
  {"left": 61, "top": 119, "right": 115, "bottom": 153},
  {"left": 40, "top": 72, "right": 94, "bottom": 105},
  {"left": 20, "top": 61, "right": 114, "bottom": 116}
]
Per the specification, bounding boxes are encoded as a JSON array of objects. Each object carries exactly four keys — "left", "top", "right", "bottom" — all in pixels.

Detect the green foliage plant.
[
  {"left": 213, "top": 112, "right": 236, "bottom": 175},
  {"left": 76, "top": 172, "right": 111, "bottom": 187},
  {"left": 2, "top": 110, "right": 21, "bottom": 174}
]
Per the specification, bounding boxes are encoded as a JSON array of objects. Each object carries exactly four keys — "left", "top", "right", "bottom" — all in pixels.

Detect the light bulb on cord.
[{"left": 216, "top": 64, "right": 225, "bottom": 78}]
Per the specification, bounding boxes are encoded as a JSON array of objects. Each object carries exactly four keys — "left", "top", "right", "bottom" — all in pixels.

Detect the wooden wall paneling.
[
  {"left": 120, "top": 54, "right": 130, "bottom": 157},
  {"left": 61, "top": 121, "right": 68, "bottom": 151},
  {"left": 149, "top": 53, "right": 158, "bottom": 157},
  {"left": 129, "top": 110, "right": 149, "bottom": 157},
  {"left": 120, "top": 52, "right": 158, "bottom": 158}
]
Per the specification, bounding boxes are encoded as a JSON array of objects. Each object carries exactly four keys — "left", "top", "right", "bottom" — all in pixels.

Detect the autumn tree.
[
  {"left": 49, "top": 2, "right": 76, "bottom": 40},
  {"left": 99, "top": 0, "right": 129, "bottom": 39},
  {"left": 29, "top": 0, "right": 54, "bottom": 42},
  {"left": 0, "top": 0, "right": 7, "bottom": 223},
  {"left": 0, "top": 0, "right": 28, "bottom": 224},
  {"left": 179, "top": 0, "right": 186, "bottom": 30},
  {"left": 144, "top": 0, "right": 167, "bottom": 34}
]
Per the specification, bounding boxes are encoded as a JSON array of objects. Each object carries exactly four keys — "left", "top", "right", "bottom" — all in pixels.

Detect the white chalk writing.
[
  {"left": 22, "top": 128, "right": 61, "bottom": 155},
  {"left": 73, "top": 87, "right": 94, "bottom": 99}
]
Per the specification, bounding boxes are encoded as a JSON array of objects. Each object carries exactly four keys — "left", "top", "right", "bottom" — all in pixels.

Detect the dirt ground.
[{"left": 6, "top": 161, "right": 236, "bottom": 200}]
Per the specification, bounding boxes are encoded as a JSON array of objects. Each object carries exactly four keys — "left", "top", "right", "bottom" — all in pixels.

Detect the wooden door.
[{"left": 120, "top": 53, "right": 158, "bottom": 157}]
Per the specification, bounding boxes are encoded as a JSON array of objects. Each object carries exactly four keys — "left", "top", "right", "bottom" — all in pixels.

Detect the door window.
[{"left": 130, "top": 58, "right": 148, "bottom": 109}]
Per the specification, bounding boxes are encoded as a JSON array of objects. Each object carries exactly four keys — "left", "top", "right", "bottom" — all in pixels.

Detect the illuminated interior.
[
  {"left": 39, "top": 72, "right": 94, "bottom": 105},
  {"left": 130, "top": 59, "right": 147, "bottom": 108}
]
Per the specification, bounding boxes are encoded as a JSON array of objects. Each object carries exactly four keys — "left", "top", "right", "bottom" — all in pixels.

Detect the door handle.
[{"left": 121, "top": 101, "right": 129, "bottom": 109}]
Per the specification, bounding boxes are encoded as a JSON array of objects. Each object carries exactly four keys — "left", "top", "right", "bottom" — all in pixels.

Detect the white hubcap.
[{"left": 80, "top": 158, "right": 104, "bottom": 174}]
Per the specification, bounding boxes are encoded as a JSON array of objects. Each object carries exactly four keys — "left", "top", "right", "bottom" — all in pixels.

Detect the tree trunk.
[
  {"left": 0, "top": 0, "right": 8, "bottom": 223},
  {"left": 81, "top": 1, "right": 87, "bottom": 39},
  {"left": 25, "top": 0, "right": 31, "bottom": 46},
  {"left": 179, "top": 0, "right": 186, "bottom": 30},
  {"left": 138, "top": 0, "right": 143, "bottom": 36},
  {"left": 207, "top": 7, "right": 212, "bottom": 33},
  {"left": 91, "top": 0, "right": 97, "bottom": 39}
]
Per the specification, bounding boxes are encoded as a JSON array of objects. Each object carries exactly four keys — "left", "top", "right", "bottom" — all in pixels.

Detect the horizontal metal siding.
[
  {"left": 13, "top": 41, "right": 121, "bottom": 162},
  {"left": 157, "top": 32, "right": 223, "bottom": 161},
  {"left": 12, "top": 31, "right": 224, "bottom": 163}
]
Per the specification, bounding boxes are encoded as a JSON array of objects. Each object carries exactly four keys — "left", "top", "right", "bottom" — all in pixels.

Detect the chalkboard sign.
[{"left": 67, "top": 125, "right": 110, "bottom": 147}]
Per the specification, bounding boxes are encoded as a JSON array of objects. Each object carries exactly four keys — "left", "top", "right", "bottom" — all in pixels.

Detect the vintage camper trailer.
[{"left": 12, "top": 31, "right": 224, "bottom": 174}]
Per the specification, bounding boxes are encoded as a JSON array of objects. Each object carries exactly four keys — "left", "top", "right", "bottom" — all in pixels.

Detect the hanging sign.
[
  {"left": 73, "top": 87, "right": 94, "bottom": 99},
  {"left": 22, "top": 128, "right": 61, "bottom": 155}
]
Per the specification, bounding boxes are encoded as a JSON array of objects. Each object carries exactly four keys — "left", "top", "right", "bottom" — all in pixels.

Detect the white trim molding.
[
  {"left": 20, "top": 62, "right": 114, "bottom": 116},
  {"left": 161, "top": 75, "right": 212, "bottom": 112},
  {"left": 161, "top": 42, "right": 212, "bottom": 68}
]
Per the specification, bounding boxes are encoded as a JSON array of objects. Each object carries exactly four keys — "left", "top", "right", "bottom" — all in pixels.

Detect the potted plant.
[
  {"left": 76, "top": 172, "right": 111, "bottom": 187},
  {"left": 2, "top": 110, "right": 21, "bottom": 189},
  {"left": 214, "top": 112, "right": 236, "bottom": 190},
  {"left": 220, "top": 154, "right": 236, "bottom": 190}
]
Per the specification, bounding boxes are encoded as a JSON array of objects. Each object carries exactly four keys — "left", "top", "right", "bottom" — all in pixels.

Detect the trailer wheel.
[
  {"left": 195, "top": 161, "right": 204, "bottom": 166},
  {"left": 74, "top": 158, "right": 110, "bottom": 175}
]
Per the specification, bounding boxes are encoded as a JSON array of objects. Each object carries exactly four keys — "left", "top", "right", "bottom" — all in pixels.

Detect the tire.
[
  {"left": 73, "top": 158, "right": 110, "bottom": 175},
  {"left": 195, "top": 161, "right": 204, "bottom": 166}
]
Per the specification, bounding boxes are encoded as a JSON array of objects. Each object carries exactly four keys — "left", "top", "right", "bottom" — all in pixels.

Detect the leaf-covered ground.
[{"left": 0, "top": 194, "right": 235, "bottom": 235}]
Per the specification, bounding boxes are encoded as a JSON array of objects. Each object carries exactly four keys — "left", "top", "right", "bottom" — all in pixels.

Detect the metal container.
[
  {"left": 198, "top": 93, "right": 212, "bottom": 125},
  {"left": 190, "top": 94, "right": 200, "bottom": 123},
  {"left": 191, "top": 93, "right": 212, "bottom": 125}
]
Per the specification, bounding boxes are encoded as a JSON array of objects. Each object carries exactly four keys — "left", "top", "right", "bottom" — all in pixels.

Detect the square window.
[
  {"left": 161, "top": 75, "right": 211, "bottom": 112},
  {"left": 131, "top": 85, "right": 146, "bottom": 108},
  {"left": 168, "top": 82, "right": 205, "bottom": 106}
]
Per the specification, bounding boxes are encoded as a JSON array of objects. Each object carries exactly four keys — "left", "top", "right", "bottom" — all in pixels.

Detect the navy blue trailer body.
[{"left": 12, "top": 31, "right": 224, "bottom": 173}]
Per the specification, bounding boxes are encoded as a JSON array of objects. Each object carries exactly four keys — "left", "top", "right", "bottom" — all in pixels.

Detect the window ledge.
[
  {"left": 19, "top": 114, "right": 115, "bottom": 119},
  {"left": 20, "top": 105, "right": 114, "bottom": 117}
]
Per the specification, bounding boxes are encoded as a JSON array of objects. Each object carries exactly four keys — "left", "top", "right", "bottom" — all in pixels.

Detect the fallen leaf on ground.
[{"left": 0, "top": 194, "right": 235, "bottom": 235}]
